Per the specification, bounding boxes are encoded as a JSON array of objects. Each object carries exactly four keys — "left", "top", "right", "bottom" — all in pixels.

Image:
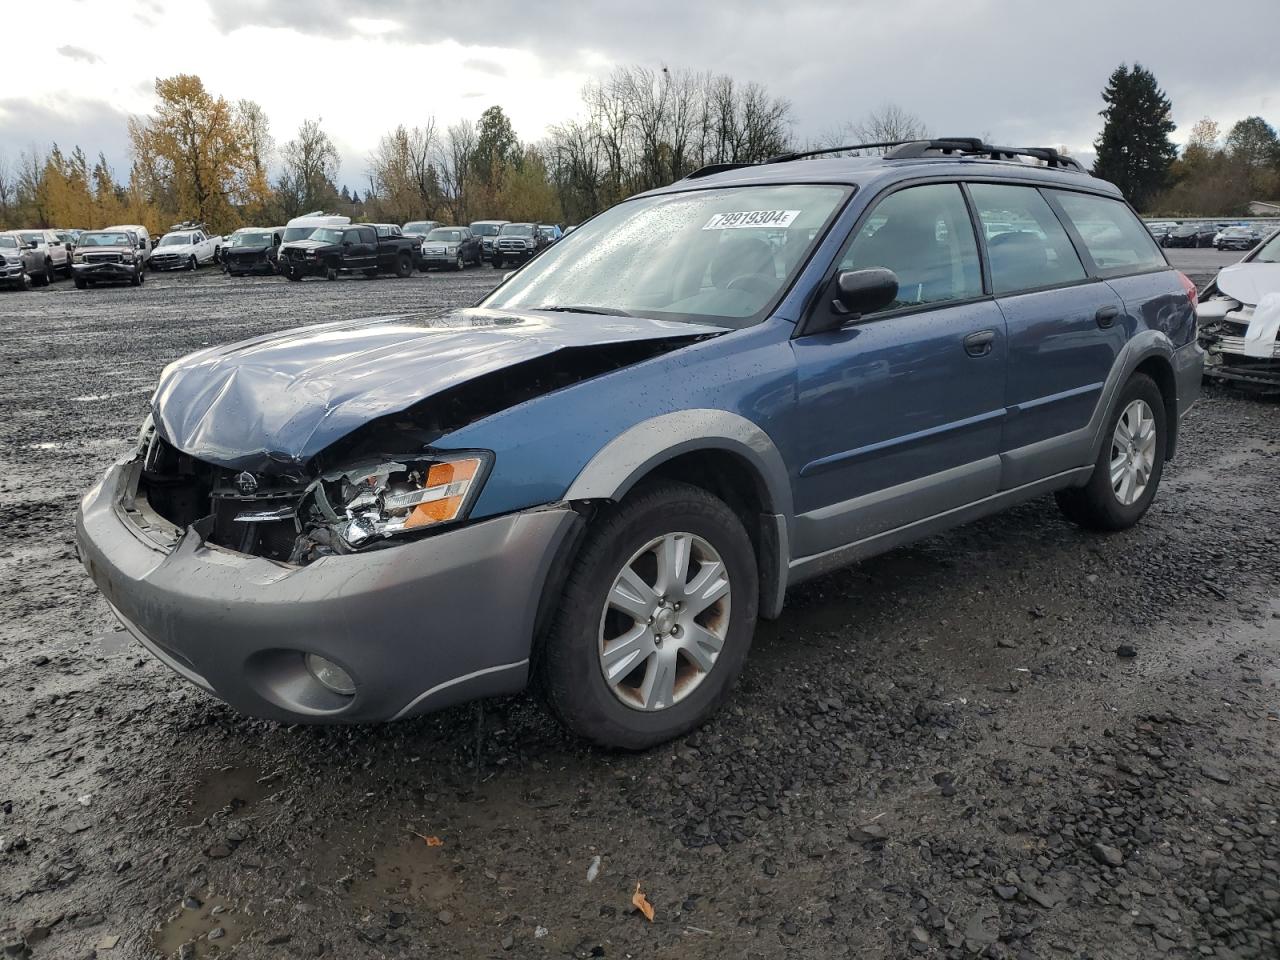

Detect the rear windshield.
[
  {"left": 484, "top": 183, "right": 850, "bottom": 328},
  {"left": 1048, "top": 191, "right": 1166, "bottom": 274}
]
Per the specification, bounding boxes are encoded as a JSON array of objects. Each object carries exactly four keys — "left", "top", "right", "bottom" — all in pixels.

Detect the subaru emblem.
[{"left": 234, "top": 471, "right": 259, "bottom": 495}]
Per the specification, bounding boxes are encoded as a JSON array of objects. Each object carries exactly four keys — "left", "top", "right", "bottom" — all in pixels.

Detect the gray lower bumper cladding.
[{"left": 75, "top": 460, "right": 577, "bottom": 723}]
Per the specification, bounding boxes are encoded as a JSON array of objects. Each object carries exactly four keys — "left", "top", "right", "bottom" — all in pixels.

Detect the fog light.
[{"left": 304, "top": 653, "right": 356, "bottom": 696}]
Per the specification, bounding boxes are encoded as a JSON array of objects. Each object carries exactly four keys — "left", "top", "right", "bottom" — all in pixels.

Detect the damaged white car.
[{"left": 1197, "top": 228, "right": 1280, "bottom": 392}]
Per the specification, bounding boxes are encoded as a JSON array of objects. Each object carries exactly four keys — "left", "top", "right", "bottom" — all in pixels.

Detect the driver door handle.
[
  {"left": 1095, "top": 305, "right": 1120, "bottom": 328},
  {"left": 963, "top": 329, "right": 996, "bottom": 357}
]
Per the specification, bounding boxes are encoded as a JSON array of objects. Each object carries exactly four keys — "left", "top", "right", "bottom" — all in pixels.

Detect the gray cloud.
[
  {"left": 56, "top": 45, "right": 102, "bottom": 64},
  {"left": 209, "top": 0, "right": 1280, "bottom": 152},
  {"left": 0, "top": 96, "right": 134, "bottom": 176},
  {"left": 463, "top": 58, "right": 506, "bottom": 77}
]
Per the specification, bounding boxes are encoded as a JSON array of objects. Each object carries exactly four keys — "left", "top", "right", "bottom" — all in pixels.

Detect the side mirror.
[
  {"left": 26, "top": 240, "right": 39, "bottom": 249},
  {"left": 804, "top": 269, "right": 900, "bottom": 335}
]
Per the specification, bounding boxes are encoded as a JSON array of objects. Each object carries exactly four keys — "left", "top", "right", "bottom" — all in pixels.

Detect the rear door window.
[
  {"left": 1049, "top": 190, "right": 1166, "bottom": 275},
  {"left": 837, "top": 183, "right": 983, "bottom": 315},
  {"left": 968, "top": 183, "right": 1087, "bottom": 295}
]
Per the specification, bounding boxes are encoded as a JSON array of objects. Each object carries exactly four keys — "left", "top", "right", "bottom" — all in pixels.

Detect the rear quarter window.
[{"left": 1049, "top": 191, "right": 1166, "bottom": 275}]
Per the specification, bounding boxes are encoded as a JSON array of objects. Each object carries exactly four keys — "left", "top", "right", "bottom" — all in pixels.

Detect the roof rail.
[
  {"left": 764, "top": 139, "right": 983, "bottom": 164},
  {"left": 884, "top": 139, "right": 1084, "bottom": 172}
]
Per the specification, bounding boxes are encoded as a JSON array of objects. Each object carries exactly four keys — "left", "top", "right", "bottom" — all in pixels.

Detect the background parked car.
[
  {"left": 402, "top": 220, "right": 439, "bottom": 241},
  {"left": 105, "top": 224, "right": 152, "bottom": 263},
  {"left": 1146, "top": 222, "right": 1175, "bottom": 244},
  {"left": 1165, "top": 223, "right": 1217, "bottom": 248},
  {"left": 1215, "top": 225, "right": 1260, "bottom": 251},
  {"left": 468, "top": 220, "right": 509, "bottom": 262},
  {"left": 150, "top": 224, "right": 222, "bottom": 271},
  {"left": 279, "top": 213, "right": 351, "bottom": 260},
  {"left": 538, "top": 223, "right": 565, "bottom": 245},
  {"left": 0, "top": 232, "right": 42, "bottom": 289},
  {"left": 71, "top": 229, "right": 146, "bottom": 289},
  {"left": 419, "top": 226, "right": 481, "bottom": 270},
  {"left": 11, "top": 229, "right": 72, "bottom": 280},
  {"left": 280, "top": 224, "right": 416, "bottom": 280},
  {"left": 223, "top": 227, "right": 283, "bottom": 276},
  {"left": 492, "top": 222, "right": 550, "bottom": 268}
]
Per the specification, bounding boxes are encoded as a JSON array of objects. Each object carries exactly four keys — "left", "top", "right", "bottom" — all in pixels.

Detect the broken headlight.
[{"left": 313, "top": 453, "right": 490, "bottom": 548}]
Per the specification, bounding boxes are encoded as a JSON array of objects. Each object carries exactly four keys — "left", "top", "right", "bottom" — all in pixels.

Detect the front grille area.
[
  {"left": 85, "top": 253, "right": 122, "bottom": 264},
  {"left": 497, "top": 239, "right": 529, "bottom": 253},
  {"left": 137, "top": 435, "right": 306, "bottom": 561}
]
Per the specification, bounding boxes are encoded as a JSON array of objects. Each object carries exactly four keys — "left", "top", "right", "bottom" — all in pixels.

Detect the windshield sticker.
[{"left": 702, "top": 210, "right": 801, "bottom": 231}]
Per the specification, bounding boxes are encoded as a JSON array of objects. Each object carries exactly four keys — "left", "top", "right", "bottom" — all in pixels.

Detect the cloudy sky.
[{"left": 4, "top": 0, "right": 1278, "bottom": 187}]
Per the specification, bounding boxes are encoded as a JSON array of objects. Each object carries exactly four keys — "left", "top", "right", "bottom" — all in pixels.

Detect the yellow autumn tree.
[{"left": 128, "top": 75, "right": 250, "bottom": 232}]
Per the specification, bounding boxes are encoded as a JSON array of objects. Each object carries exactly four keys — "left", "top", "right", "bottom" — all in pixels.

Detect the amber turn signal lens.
[{"left": 404, "top": 458, "right": 482, "bottom": 529}]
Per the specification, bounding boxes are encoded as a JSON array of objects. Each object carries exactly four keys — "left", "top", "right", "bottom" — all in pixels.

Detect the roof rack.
[
  {"left": 883, "top": 139, "right": 1084, "bottom": 171},
  {"left": 681, "top": 137, "right": 1084, "bottom": 180}
]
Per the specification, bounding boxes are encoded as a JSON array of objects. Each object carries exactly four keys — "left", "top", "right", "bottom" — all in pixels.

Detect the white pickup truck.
[{"left": 148, "top": 225, "right": 223, "bottom": 271}]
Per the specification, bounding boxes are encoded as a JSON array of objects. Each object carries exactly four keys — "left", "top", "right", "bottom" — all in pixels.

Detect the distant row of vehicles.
[
  {"left": 219, "top": 213, "right": 572, "bottom": 282},
  {"left": 2, "top": 214, "right": 575, "bottom": 291},
  {"left": 1146, "top": 220, "right": 1274, "bottom": 250}
]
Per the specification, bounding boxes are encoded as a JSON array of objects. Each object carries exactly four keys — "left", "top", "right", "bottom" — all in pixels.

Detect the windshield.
[
  {"left": 19, "top": 232, "right": 42, "bottom": 243},
  {"left": 79, "top": 233, "right": 132, "bottom": 246},
  {"left": 426, "top": 229, "right": 462, "bottom": 242},
  {"left": 1252, "top": 231, "right": 1280, "bottom": 263},
  {"left": 311, "top": 228, "right": 344, "bottom": 244},
  {"left": 500, "top": 224, "right": 535, "bottom": 237},
  {"left": 483, "top": 184, "right": 850, "bottom": 328},
  {"left": 283, "top": 226, "right": 319, "bottom": 242},
  {"left": 403, "top": 222, "right": 433, "bottom": 234},
  {"left": 158, "top": 234, "right": 193, "bottom": 247},
  {"left": 0, "top": 236, "right": 17, "bottom": 249},
  {"left": 230, "top": 232, "right": 271, "bottom": 247},
  {"left": 471, "top": 222, "right": 502, "bottom": 236}
]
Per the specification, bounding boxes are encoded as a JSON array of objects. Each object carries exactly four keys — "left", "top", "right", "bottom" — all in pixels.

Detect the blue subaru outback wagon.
[{"left": 76, "top": 138, "right": 1203, "bottom": 749}]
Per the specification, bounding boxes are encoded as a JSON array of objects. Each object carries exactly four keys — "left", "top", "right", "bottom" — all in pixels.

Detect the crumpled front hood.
[
  {"left": 1215, "top": 262, "right": 1280, "bottom": 306},
  {"left": 152, "top": 308, "right": 724, "bottom": 473}
]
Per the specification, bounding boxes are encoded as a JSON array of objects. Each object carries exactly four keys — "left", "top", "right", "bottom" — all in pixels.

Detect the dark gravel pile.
[{"left": 0, "top": 263, "right": 1277, "bottom": 960}]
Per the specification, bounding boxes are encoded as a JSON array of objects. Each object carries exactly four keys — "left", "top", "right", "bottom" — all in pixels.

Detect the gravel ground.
[{"left": 1, "top": 252, "right": 1277, "bottom": 960}]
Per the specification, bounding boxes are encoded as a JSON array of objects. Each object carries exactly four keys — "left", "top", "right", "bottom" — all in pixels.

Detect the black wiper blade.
[{"left": 534, "top": 304, "right": 634, "bottom": 317}]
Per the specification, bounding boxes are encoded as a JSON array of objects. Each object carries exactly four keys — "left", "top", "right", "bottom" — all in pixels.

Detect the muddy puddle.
[
  {"left": 152, "top": 892, "right": 249, "bottom": 958},
  {"left": 181, "top": 762, "right": 275, "bottom": 826}
]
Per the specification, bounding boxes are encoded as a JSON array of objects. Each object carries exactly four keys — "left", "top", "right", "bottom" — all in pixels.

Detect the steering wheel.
[{"left": 725, "top": 273, "right": 774, "bottom": 298}]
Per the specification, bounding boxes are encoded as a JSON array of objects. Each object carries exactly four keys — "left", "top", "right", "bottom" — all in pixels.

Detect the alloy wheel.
[
  {"left": 598, "top": 532, "right": 731, "bottom": 712},
  {"left": 1110, "top": 398, "right": 1157, "bottom": 506}
]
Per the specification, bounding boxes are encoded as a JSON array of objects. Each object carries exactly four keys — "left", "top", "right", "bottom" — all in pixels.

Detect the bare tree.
[
  {"left": 277, "top": 118, "right": 339, "bottom": 217},
  {"left": 436, "top": 119, "right": 476, "bottom": 222},
  {"left": 367, "top": 122, "right": 441, "bottom": 222}
]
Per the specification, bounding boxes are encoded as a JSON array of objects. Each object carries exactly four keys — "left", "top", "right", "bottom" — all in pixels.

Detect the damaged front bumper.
[
  {"left": 1198, "top": 304, "right": 1280, "bottom": 391},
  {"left": 75, "top": 457, "right": 579, "bottom": 723},
  {"left": 73, "top": 262, "right": 137, "bottom": 283}
]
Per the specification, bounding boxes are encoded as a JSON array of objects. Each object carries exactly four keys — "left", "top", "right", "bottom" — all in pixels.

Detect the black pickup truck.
[{"left": 279, "top": 224, "right": 417, "bottom": 281}]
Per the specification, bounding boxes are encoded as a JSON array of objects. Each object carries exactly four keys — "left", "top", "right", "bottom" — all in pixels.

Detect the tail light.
[{"left": 1177, "top": 271, "right": 1198, "bottom": 307}]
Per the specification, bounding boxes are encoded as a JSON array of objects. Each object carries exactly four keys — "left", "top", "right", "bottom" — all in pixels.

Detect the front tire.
[
  {"left": 492, "top": 256, "right": 503, "bottom": 269},
  {"left": 188, "top": 255, "right": 197, "bottom": 271},
  {"left": 1055, "top": 373, "right": 1166, "bottom": 531},
  {"left": 396, "top": 254, "right": 413, "bottom": 278},
  {"left": 539, "top": 481, "right": 758, "bottom": 750}
]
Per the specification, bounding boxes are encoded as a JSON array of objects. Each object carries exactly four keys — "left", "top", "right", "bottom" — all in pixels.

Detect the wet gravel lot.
[{"left": 1, "top": 252, "right": 1277, "bottom": 960}]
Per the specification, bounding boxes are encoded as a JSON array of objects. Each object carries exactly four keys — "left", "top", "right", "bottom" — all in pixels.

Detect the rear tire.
[
  {"left": 539, "top": 481, "right": 758, "bottom": 750},
  {"left": 1055, "top": 373, "right": 1166, "bottom": 531}
]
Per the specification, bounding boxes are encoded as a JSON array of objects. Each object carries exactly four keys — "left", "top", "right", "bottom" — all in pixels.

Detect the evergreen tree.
[{"left": 1091, "top": 64, "right": 1177, "bottom": 211}]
